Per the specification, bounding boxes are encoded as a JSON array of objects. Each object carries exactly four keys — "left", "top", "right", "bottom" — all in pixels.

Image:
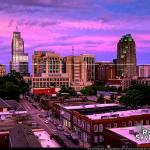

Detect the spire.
[
  {"left": 16, "top": 26, "right": 19, "bottom": 32},
  {"left": 72, "top": 46, "right": 74, "bottom": 56}
]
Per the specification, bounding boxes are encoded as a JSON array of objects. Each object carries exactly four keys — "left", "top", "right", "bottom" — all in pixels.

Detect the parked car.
[
  {"left": 64, "top": 132, "right": 72, "bottom": 139},
  {"left": 52, "top": 129, "right": 57, "bottom": 135},
  {"left": 71, "top": 133, "right": 79, "bottom": 144},
  {"left": 44, "top": 120, "right": 49, "bottom": 124},
  {"left": 57, "top": 125, "right": 64, "bottom": 131},
  {"left": 38, "top": 114, "right": 44, "bottom": 118}
]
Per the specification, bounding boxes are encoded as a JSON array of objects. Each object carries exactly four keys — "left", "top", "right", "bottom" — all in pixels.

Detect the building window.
[
  {"left": 99, "top": 124, "right": 103, "bottom": 132},
  {"left": 78, "top": 119, "right": 81, "bottom": 126},
  {"left": 99, "top": 135, "right": 104, "bottom": 142},
  {"left": 94, "top": 124, "right": 98, "bottom": 132},
  {"left": 146, "top": 120, "right": 149, "bottom": 125},
  {"left": 134, "top": 121, "right": 138, "bottom": 126},
  {"left": 114, "top": 123, "right": 117, "bottom": 128},
  {"left": 107, "top": 123, "right": 111, "bottom": 128},
  {"left": 128, "top": 121, "right": 132, "bottom": 126},
  {"left": 74, "top": 117, "right": 77, "bottom": 124},
  {"left": 122, "top": 122, "right": 126, "bottom": 127},
  {"left": 94, "top": 136, "right": 98, "bottom": 143},
  {"left": 140, "top": 120, "right": 143, "bottom": 125},
  {"left": 87, "top": 124, "right": 90, "bottom": 131}
]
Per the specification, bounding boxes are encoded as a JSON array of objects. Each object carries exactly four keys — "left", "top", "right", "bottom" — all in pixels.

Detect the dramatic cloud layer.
[{"left": 0, "top": 0, "right": 150, "bottom": 72}]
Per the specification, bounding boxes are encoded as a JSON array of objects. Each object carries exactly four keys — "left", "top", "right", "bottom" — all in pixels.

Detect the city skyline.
[{"left": 0, "top": 0, "right": 150, "bottom": 73}]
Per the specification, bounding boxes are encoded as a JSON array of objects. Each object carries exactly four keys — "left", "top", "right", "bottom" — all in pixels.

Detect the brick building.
[
  {"left": 52, "top": 102, "right": 150, "bottom": 147},
  {"left": 104, "top": 125, "right": 150, "bottom": 148}
]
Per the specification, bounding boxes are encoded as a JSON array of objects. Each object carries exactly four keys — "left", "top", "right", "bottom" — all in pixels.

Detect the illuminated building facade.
[
  {"left": 116, "top": 34, "right": 137, "bottom": 78},
  {"left": 32, "top": 51, "right": 70, "bottom": 95},
  {"left": 0, "top": 64, "right": 6, "bottom": 77},
  {"left": 95, "top": 61, "right": 116, "bottom": 81},
  {"left": 63, "top": 55, "right": 92, "bottom": 91},
  {"left": 80, "top": 54, "right": 95, "bottom": 81},
  {"left": 10, "top": 27, "right": 29, "bottom": 76}
]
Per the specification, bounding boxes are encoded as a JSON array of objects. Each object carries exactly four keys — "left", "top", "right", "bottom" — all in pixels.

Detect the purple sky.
[{"left": 0, "top": 0, "right": 150, "bottom": 73}]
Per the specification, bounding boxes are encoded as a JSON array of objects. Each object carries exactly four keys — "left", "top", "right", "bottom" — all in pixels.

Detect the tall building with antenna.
[
  {"left": 63, "top": 47, "right": 93, "bottom": 91},
  {"left": 10, "top": 27, "right": 29, "bottom": 76},
  {"left": 116, "top": 34, "right": 137, "bottom": 78}
]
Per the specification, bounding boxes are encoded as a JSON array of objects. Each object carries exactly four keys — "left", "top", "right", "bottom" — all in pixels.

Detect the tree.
[
  {"left": 120, "top": 89, "right": 144, "bottom": 106},
  {"left": 82, "top": 97, "right": 88, "bottom": 102},
  {"left": 58, "top": 86, "right": 77, "bottom": 97},
  {"left": 110, "top": 94, "right": 115, "bottom": 102},
  {"left": 123, "top": 83, "right": 150, "bottom": 106},
  {"left": 97, "top": 94, "right": 104, "bottom": 103},
  {"left": 0, "top": 70, "right": 29, "bottom": 101}
]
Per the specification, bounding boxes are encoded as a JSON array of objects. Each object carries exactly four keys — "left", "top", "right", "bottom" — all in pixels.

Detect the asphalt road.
[{"left": 21, "top": 99, "right": 81, "bottom": 148}]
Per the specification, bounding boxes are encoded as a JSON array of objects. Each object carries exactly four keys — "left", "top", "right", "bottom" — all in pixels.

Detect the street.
[{"left": 21, "top": 98, "right": 81, "bottom": 148}]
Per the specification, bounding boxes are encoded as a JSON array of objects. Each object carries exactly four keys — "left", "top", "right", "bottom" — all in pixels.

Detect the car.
[
  {"left": 51, "top": 129, "right": 57, "bottom": 135},
  {"left": 71, "top": 138, "right": 79, "bottom": 144},
  {"left": 64, "top": 132, "right": 72, "bottom": 139},
  {"left": 71, "top": 133, "right": 79, "bottom": 144},
  {"left": 57, "top": 125, "right": 64, "bottom": 131},
  {"left": 53, "top": 121, "right": 57, "bottom": 126},
  {"left": 38, "top": 114, "right": 44, "bottom": 118},
  {"left": 44, "top": 120, "right": 49, "bottom": 124}
]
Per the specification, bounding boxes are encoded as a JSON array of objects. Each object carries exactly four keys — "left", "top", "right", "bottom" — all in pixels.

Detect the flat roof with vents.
[
  {"left": 86, "top": 109, "right": 150, "bottom": 120},
  {"left": 108, "top": 125, "right": 150, "bottom": 144}
]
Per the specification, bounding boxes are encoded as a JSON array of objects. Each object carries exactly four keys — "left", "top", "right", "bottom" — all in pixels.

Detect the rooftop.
[
  {"left": 108, "top": 125, "right": 150, "bottom": 145},
  {"left": 9, "top": 124, "right": 42, "bottom": 148},
  {"left": 0, "top": 98, "right": 11, "bottom": 108},
  {"left": 86, "top": 109, "right": 150, "bottom": 120},
  {"left": 5, "top": 100, "right": 26, "bottom": 112},
  {"left": 34, "top": 131, "right": 60, "bottom": 148},
  {"left": 63, "top": 103, "right": 119, "bottom": 110},
  {"left": 61, "top": 103, "right": 127, "bottom": 115}
]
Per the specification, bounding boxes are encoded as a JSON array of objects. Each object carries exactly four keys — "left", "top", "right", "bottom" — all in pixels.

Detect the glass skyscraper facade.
[
  {"left": 10, "top": 28, "right": 29, "bottom": 76},
  {"left": 116, "top": 34, "right": 137, "bottom": 78}
]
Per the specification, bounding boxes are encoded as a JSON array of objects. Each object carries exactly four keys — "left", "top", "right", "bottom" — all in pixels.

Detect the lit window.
[
  {"left": 128, "top": 121, "right": 132, "bottom": 126},
  {"left": 99, "top": 135, "right": 104, "bottom": 142},
  {"left": 114, "top": 123, "right": 117, "bottom": 128},
  {"left": 122, "top": 122, "right": 126, "bottom": 127},
  {"left": 140, "top": 120, "right": 143, "bottom": 125},
  {"left": 99, "top": 124, "right": 103, "bottom": 132},
  {"left": 94, "top": 124, "right": 98, "bottom": 132},
  {"left": 94, "top": 136, "right": 98, "bottom": 143},
  {"left": 107, "top": 123, "right": 111, "bottom": 128},
  {"left": 146, "top": 120, "right": 149, "bottom": 125},
  {"left": 134, "top": 121, "right": 138, "bottom": 126},
  {"left": 87, "top": 124, "right": 90, "bottom": 131}
]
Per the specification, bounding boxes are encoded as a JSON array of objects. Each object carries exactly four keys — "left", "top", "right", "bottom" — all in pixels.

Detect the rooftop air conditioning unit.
[{"left": 129, "top": 130, "right": 134, "bottom": 134}]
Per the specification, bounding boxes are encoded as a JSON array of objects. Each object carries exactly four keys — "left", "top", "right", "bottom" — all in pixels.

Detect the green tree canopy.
[
  {"left": 97, "top": 94, "right": 104, "bottom": 103},
  {"left": 0, "top": 70, "right": 29, "bottom": 101}
]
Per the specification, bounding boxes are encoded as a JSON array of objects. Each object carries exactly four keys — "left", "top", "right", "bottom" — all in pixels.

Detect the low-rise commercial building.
[
  {"left": 0, "top": 99, "right": 27, "bottom": 120},
  {"left": 9, "top": 124, "right": 42, "bottom": 148},
  {"left": 52, "top": 102, "right": 150, "bottom": 147},
  {"left": 104, "top": 125, "right": 150, "bottom": 148}
]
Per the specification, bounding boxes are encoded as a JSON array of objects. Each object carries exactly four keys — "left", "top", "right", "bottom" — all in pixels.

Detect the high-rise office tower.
[
  {"left": 10, "top": 27, "right": 29, "bottom": 76},
  {"left": 116, "top": 34, "right": 137, "bottom": 78},
  {"left": 63, "top": 55, "right": 92, "bottom": 91},
  {"left": 80, "top": 54, "right": 95, "bottom": 81}
]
